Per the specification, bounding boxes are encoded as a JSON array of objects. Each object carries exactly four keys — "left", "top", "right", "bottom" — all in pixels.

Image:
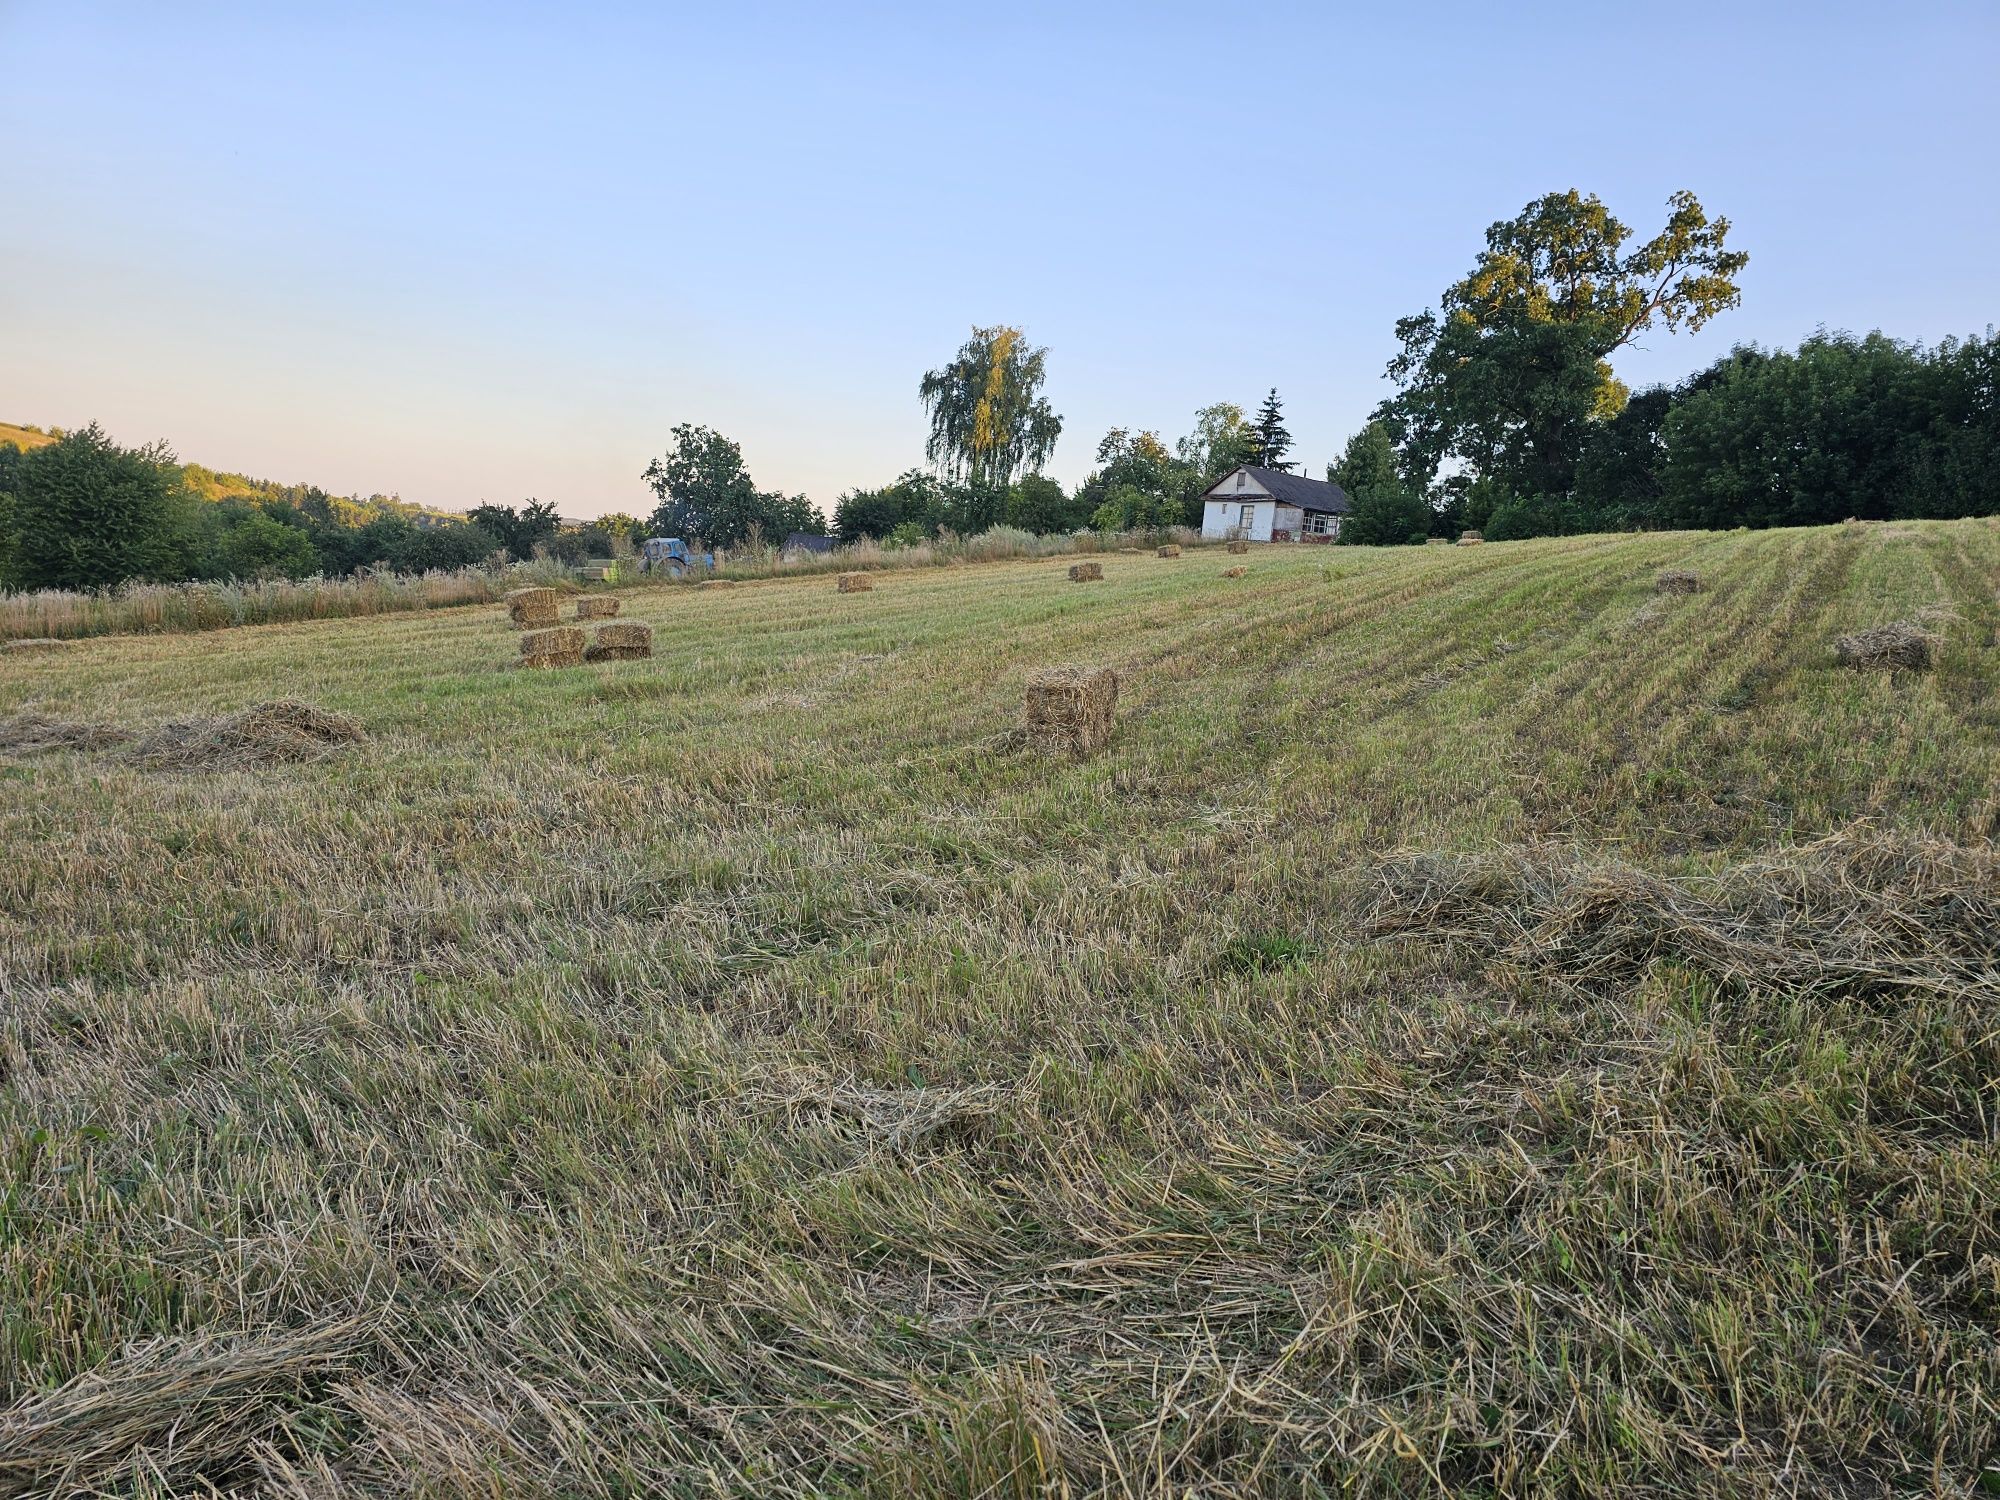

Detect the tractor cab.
[{"left": 640, "top": 537, "right": 714, "bottom": 577}]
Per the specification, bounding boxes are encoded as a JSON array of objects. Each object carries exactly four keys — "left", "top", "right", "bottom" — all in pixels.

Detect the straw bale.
[
  {"left": 518, "top": 626, "right": 585, "bottom": 669},
  {"left": 1157, "top": 545, "right": 1181, "bottom": 558},
  {"left": 505, "top": 587, "right": 560, "bottom": 628},
  {"left": 1068, "top": 561, "right": 1104, "bottom": 582},
  {"left": 584, "top": 622, "right": 653, "bottom": 662},
  {"left": 1223, "top": 566, "right": 1247, "bottom": 578},
  {"left": 837, "top": 572, "right": 873, "bottom": 593},
  {"left": 1656, "top": 570, "right": 1702, "bottom": 594},
  {"left": 575, "top": 596, "right": 621, "bottom": 619},
  {"left": 1835, "top": 622, "right": 1936, "bottom": 671},
  {"left": 1024, "top": 665, "right": 1118, "bottom": 756}
]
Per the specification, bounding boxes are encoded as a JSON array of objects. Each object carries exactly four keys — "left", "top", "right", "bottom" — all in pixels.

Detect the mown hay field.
[{"left": 2, "top": 522, "right": 1998, "bottom": 1497}]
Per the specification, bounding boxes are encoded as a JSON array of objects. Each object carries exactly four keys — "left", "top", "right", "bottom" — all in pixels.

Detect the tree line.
[
  {"left": 7, "top": 188, "right": 1993, "bottom": 593},
  {"left": 1341, "top": 190, "right": 1997, "bottom": 542},
  {"left": 0, "top": 428, "right": 653, "bottom": 592}
]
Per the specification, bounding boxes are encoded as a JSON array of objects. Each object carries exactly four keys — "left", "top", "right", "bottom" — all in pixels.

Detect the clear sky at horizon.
[{"left": 3, "top": 1, "right": 1995, "bottom": 520}]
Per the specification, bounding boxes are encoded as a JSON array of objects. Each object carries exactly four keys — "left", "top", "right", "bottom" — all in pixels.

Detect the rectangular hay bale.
[
  {"left": 1157, "top": 544, "right": 1181, "bottom": 558},
  {"left": 576, "top": 596, "right": 621, "bottom": 619},
  {"left": 1024, "top": 665, "right": 1118, "bottom": 757},
  {"left": 1835, "top": 622, "right": 1936, "bottom": 671},
  {"left": 583, "top": 622, "right": 653, "bottom": 661},
  {"left": 505, "top": 586, "right": 560, "bottom": 628},
  {"left": 1226, "top": 540, "right": 1249, "bottom": 554},
  {"left": 517, "top": 625, "right": 584, "bottom": 669},
  {"left": 1068, "top": 561, "right": 1104, "bottom": 582},
  {"left": 837, "top": 571, "right": 873, "bottom": 593}
]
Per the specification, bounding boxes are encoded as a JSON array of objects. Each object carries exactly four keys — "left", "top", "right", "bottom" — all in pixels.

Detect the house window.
[
  {"left": 1304, "top": 511, "right": 1332, "bottom": 535},
  {"left": 1238, "top": 503, "right": 1255, "bottom": 532}
]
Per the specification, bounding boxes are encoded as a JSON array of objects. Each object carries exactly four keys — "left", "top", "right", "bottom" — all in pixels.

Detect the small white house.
[{"left": 1200, "top": 465, "right": 1352, "bottom": 543}]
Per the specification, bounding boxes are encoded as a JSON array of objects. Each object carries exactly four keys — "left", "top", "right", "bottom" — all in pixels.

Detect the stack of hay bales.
[
  {"left": 1457, "top": 531, "right": 1484, "bottom": 547},
  {"left": 1226, "top": 539, "right": 1250, "bottom": 555},
  {"left": 1024, "top": 666, "right": 1118, "bottom": 757},
  {"left": 1223, "top": 565, "right": 1248, "bottom": 578},
  {"left": 584, "top": 622, "right": 653, "bottom": 661},
  {"left": 1157, "top": 544, "right": 1182, "bottom": 558},
  {"left": 837, "top": 572, "right": 873, "bottom": 593},
  {"left": 506, "top": 587, "right": 560, "bottom": 628},
  {"left": 576, "top": 596, "right": 621, "bottom": 619},
  {"left": 1425, "top": 537, "right": 1450, "bottom": 546},
  {"left": 1069, "top": 561, "right": 1104, "bottom": 582},
  {"left": 519, "top": 626, "right": 585, "bottom": 669},
  {"left": 1656, "top": 569, "right": 1703, "bottom": 594},
  {"left": 1835, "top": 622, "right": 1937, "bottom": 671}
]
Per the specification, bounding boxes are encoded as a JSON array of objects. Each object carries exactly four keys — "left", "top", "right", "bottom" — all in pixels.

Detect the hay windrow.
[
  {"left": 1, "top": 637, "right": 74, "bottom": 654},
  {"left": 1363, "top": 827, "right": 2000, "bottom": 1002},
  {"left": 128, "top": 700, "right": 368, "bottom": 769},
  {"left": 0, "top": 1319, "right": 374, "bottom": 1492},
  {"left": 1835, "top": 620, "right": 1937, "bottom": 670},
  {"left": 0, "top": 711, "right": 135, "bottom": 753}
]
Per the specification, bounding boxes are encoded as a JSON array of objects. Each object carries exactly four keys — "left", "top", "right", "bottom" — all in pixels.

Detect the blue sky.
[{"left": 3, "top": 1, "right": 1995, "bottom": 519}]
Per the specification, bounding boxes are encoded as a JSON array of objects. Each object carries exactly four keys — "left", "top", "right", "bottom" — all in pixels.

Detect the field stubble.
[{"left": 1, "top": 522, "right": 1997, "bottom": 1496}]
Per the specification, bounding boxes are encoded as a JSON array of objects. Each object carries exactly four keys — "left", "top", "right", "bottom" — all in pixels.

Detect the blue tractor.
[{"left": 640, "top": 537, "right": 714, "bottom": 577}]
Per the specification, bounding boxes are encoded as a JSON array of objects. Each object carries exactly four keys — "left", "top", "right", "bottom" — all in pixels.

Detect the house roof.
[
  {"left": 782, "top": 531, "right": 837, "bottom": 553},
  {"left": 1204, "top": 465, "right": 1352, "bottom": 513}
]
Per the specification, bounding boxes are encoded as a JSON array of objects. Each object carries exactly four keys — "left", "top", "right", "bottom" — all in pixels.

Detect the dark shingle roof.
[
  {"left": 782, "top": 532, "right": 836, "bottom": 554},
  {"left": 1205, "top": 465, "right": 1352, "bottom": 513}
]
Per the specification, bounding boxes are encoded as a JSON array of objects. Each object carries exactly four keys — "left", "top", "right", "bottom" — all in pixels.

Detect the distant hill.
[
  {"left": 2, "top": 420, "right": 464, "bottom": 527},
  {"left": 0, "top": 422, "right": 58, "bottom": 452}
]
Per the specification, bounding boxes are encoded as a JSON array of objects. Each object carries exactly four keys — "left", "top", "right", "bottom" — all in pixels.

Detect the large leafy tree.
[
  {"left": 1333, "top": 420, "right": 1432, "bottom": 545},
  {"left": 1172, "top": 402, "right": 1253, "bottom": 521},
  {"left": 832, "top": 469, "right": 945, "bottom": 543},
  {"left": 1243, "top": 389, "right": 1293, "bottom": 470},
  {"left": 1383, "top": 190, "right": 1747, "bottom": 500},
  {"left": 467, "top": 499, "right": 562, "bottom": 560},
  {"left": 1328, "top": 420, "right": 1401, "bottom": 494},
  {"left": 7, "top": 422, "right": 193, "bottom": 589},
  {"left": 1656, "top": 330, "right": 2000, "bottom": 529},
  {"left": 919, "top": 327, "right": 1062, "bottom": 507},
  {"left": 641, "top": 424, "right": 814, "bottom": 550}
]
